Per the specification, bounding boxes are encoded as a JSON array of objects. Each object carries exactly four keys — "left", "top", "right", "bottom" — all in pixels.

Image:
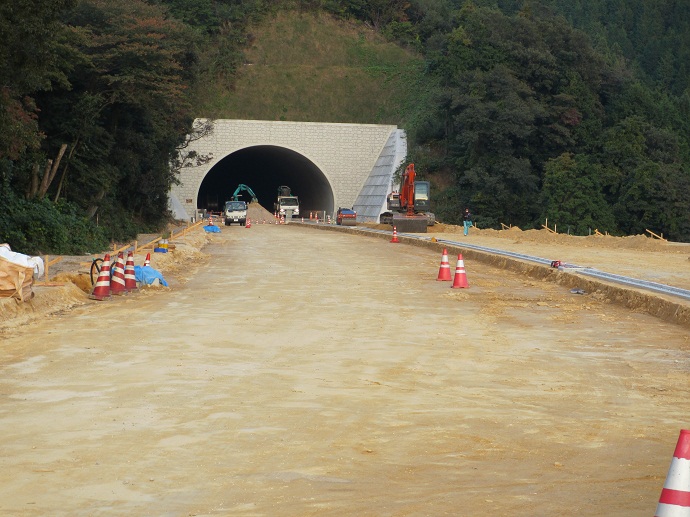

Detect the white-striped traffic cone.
[
  {"left": 110, "top": 252, "right": 127, "bottom": 295},
  {"left": 390, "top": 226, "right": 399, "bottom": 243},
  {"left": 451, "top": 254, "right": 469, "bottom": 289},
  {"left": 124, "top": 251, "right": 138, "bottom": 292},
  {"left": 89, "top": 254, "right": 111, "bottom": 301},
  {"left": 655, "top": 429, "right": 690, "bottom": 517},
  {"left": 436, "top": 248, "right": 452, "bottom": 281}
]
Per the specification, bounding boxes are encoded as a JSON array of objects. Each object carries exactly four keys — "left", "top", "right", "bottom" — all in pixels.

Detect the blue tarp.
[
  {"left": 134, "top": 265, "right": 169, "bottom": 287},
  {"left": 204, "top": 224, "right": 221, "bottom": 233}
]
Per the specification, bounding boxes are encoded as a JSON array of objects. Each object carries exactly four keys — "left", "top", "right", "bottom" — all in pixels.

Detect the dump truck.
[{"left": 274, "top": 185, "right": 300, "bottom": 217}]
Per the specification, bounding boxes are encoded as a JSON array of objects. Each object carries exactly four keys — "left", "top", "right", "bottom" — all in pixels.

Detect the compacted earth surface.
[{"left": 0, "top": 217, "right": 688, "bottom": 516}]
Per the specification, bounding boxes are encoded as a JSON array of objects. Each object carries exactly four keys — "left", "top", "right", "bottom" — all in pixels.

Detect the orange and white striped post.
[
  {"left": 655, "top": 429, "right": 690, "bottom": 517},
  {"left": 436, "top": 248, "right": 452, "bottom": 281},
  {"left": 451, "top": 254, "right": 469, "bottom": 289}
]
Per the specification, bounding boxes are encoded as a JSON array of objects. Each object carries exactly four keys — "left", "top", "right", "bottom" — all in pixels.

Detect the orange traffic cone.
[
  {"left": 90, "top": 254, "right": 112, "bottom": 300},
  {"left": 655, "top": 429, "right": 690, "bottom": 517},
  {"left": 390, "top": 226, "right": 400, "bottom": 243},
  {"left": 451, "top": 254, "right": 469, "bottom": 288},
  {"left": 437, "top": 248, "right": 452, "bottom": 281},
  {"left": 208, "top": 215, "right": 214, "bottom": 226},
  {"left": 245, "top": 218, "right": 251, "bottom": 228},
  {"left": 124, "top": 251, "right": 138, "bottom": 292},
  {"left": 143, "top": 252, "right": 151, "bottom": 267},
  {"left": 110, "top": 252, "right": 127, "bottom": 295}
]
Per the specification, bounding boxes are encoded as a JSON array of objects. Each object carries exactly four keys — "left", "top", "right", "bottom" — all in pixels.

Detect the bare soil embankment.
[{"left": 0, "top": 228, "right": 211, "bottom": 334}]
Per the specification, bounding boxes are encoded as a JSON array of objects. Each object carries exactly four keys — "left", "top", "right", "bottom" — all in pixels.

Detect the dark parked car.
[{"left": 336, "top": 208, "right": 357, "bottom": 226}]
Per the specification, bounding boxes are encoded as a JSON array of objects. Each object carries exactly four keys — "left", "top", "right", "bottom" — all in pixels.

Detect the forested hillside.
[{"left": 1, "top": 0, "right": 689, "bottom": 253}]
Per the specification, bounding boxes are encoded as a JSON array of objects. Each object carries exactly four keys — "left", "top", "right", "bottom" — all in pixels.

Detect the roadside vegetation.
[{"left": 1, "top": 0, "right": 689, "bottom": 254}]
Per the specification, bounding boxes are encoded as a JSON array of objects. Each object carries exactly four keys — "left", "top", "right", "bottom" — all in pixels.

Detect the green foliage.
[
  {"left": 540, "top": 153, "right": 616, "bottom": 234},
  {"left": 0, "top": 0, "right": 76, "bottom": 160},
  {"left": 0, "top": 173, "right": 108, "bottom": 255},
  {"left": 2, "top": 0, "right": 690, "bottom": 248},
  {"left": 196, "top": 10, "right": 424, "bottom": 124}
]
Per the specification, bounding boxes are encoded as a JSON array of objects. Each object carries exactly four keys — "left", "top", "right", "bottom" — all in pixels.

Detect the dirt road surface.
[{"left": 1, "top": 224, "right": 688, "bottom": 516}]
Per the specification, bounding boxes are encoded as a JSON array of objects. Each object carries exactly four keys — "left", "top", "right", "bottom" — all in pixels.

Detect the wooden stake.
[{"left": 645, "top": 229, "right": 667, "bottom": 241}]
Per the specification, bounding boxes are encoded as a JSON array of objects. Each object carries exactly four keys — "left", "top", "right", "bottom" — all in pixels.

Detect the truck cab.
[
  {"left": 275, "top": 196, "right": 299, "bottom": 217},
  {"left": 224, "top": 200, "right": 247, "bottom": 226}
]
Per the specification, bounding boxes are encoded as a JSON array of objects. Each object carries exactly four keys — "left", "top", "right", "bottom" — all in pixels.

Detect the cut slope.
[{"left": 196, "top": 11, "right": 424, "bottom": 124}]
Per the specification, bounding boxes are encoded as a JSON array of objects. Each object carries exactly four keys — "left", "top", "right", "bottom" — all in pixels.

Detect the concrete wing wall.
[
  {"left": 352, "top": 129, "right": 407, "bottom": 222},
  {"left": 170, "top": 119, "right": 399, "bottom": 220}
]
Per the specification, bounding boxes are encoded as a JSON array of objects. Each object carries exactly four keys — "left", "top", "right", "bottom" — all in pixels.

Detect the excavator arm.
[
  {"left": 399, "top": 163, "right": 417, "bottom": 217},
  {"left": 231, "top": 184, "right": 258, "bottom": 202}
]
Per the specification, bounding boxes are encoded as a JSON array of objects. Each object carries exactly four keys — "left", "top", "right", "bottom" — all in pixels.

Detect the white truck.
[
  {"left": 274, "top": 185, "right": 299, "bottom": 217},
  {"left": 224, "top": 200, "right": 247, "bottom": 226}
]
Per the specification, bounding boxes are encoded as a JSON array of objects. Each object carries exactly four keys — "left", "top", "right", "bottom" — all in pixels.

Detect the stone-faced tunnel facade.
[{"left": 169, "top": 119, "right": 406, "bottom": 222}]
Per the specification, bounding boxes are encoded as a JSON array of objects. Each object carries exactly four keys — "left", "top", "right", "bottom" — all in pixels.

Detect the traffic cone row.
[
  {"left": 89, "top": 251, "right": 151, "bottom": 301},
  {"left": 656, "top": 429, "right": 690, "bottom": 517},
  {"left": 391, "top": 228, "right": 470, "bottom": 287}
]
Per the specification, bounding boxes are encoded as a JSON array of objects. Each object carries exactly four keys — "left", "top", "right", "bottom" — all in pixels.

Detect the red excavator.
[{"left": 379, "top": 163, "right": 434, "bottom": 233}]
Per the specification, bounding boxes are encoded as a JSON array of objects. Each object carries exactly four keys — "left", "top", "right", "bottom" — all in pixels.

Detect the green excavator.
[{"left": 231, "top": 184, "right": 258, "bottom": 202}]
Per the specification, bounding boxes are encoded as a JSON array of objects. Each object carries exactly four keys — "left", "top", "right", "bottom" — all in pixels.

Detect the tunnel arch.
[{"left": 197, "top": 145, "right": 334, "bottom": 215}]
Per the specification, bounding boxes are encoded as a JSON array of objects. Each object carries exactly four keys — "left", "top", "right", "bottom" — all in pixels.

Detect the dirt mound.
[
  {"left": 247, "top": 203, "right": 275, "bottom": 223},
  {"left": 0, "top": 282, "right": 88, "bottom": 333},
  {"left": 368, "top": 220, "right": 686, "bottom": 253}
]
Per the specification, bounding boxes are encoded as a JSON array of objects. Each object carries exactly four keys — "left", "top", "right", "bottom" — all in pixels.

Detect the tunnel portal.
[
  {"left": 170, "top": 119, "right": 406, "bottom": 222},
  {"left": 197, "top": 146, "right": 334, "bottom": 215}
]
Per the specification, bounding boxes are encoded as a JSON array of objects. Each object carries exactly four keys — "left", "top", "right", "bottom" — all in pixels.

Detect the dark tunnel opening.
[{"left": 197, "top": 146, "right": 334, "bottom": 215}]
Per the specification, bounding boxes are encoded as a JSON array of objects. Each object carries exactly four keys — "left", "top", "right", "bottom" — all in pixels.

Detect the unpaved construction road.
[{"left": 1, "top": 224, "right": 689, "bottom": 516}]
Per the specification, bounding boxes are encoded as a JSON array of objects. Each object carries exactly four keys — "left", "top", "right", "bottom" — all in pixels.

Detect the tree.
[
  {"left": 0, "top": 0, "right": 76, "bottom": 160},
  {"left": 41, "top": 0, "right": 200, "bottom": 229},
  {"left": 539, "top": 153, "right": 615, "bottom": 234}
]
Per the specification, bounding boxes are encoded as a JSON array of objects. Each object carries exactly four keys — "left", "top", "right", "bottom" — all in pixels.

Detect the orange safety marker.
[
  {"left": 390, "top": 226, "right": 399, "bottom": 243},
  {"left": 124, "top": 251, "right": 138, "bottom": 292},
  {"left": 143, "top": 252, "right": 151, "bottom": 267},
  {"left": 436, "top": 248, "right": 452, "bottom": 281},
  {"left": 451, "top": 254, "right": 469, "bottom": 289},
  {"left": 110, "top": 252, "right": 127, "bottom": 295},
  {"left": 655, "top": 429, "right": 690, "bottom": 517},
  {"left": 89, "top": 254, "right": 111, "bottom": 301}
]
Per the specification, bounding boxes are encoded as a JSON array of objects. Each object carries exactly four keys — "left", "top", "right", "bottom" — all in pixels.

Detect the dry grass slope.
[{"left": 196, "top": 11, "right": 423, "bottom": 124}]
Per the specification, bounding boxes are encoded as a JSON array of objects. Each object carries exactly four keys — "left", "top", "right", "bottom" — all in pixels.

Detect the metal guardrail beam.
[{"left": 305, "top": 222, "right": 690, "bottom": 303}]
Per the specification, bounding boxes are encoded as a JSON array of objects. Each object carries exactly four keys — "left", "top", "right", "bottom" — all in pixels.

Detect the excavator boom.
[{"left": 231, "top": 184, "right": 258, "bottom": 202}]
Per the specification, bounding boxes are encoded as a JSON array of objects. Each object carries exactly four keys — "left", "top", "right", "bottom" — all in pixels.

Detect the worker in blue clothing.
[{"left": 462, "top": 207, "right": 472, "bottom": 236}]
